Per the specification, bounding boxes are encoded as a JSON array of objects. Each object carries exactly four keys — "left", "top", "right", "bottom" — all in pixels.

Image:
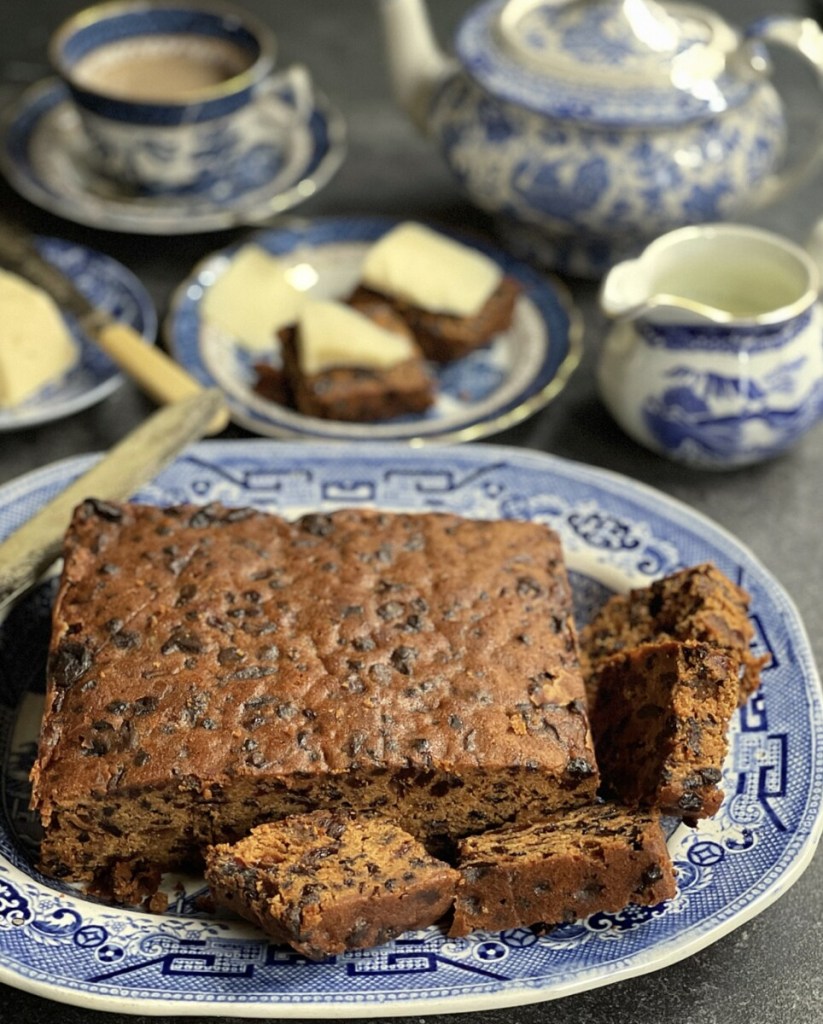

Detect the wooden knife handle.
[{"left": 95, "top": 321, "right": 230, "bottom": 435}]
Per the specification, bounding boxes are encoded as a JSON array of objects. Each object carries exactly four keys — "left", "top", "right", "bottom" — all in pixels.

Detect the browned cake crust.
[
  {"left": 589, "top": 640, "right": 739, "bottom": 820},
  {"left": 204, "top": 809, "right": 458, "bottom": 960},
  {"left": 449, "top": 802, "right": 676, "bottom": 936},
  {"left": 277, "top": 301, "right": 436, "bottom": 422},
  {"left": 32, "top": 500, "right": 598, "bottom": 890},
  {"left": 579, "top": 563, "right": 767, "bottom": 706},
  {"left": 347, "top": 276, "right": 521, "bottom": 363}
]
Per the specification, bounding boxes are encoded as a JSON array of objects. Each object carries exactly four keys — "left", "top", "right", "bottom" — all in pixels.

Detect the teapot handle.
[{"left": 744, "top": 16, "right": 823, "bottom": 208}]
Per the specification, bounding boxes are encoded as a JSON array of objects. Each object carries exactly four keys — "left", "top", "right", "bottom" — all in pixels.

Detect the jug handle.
[{"left": 743, "top": 16, "right": 823, "bottom": 208}]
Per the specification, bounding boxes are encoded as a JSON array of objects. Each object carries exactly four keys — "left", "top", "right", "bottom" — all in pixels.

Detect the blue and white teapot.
[{"left": 380, "top": 0, "right": 823, "bottom": 277}]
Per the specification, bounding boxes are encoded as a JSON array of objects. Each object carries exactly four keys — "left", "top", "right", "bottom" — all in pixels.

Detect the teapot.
[
  {"left": 379, "top": 0, "right": 823, "bottom": 277},
  {"left": 597, "top": 223, "right": 823, "bottom": 468}
]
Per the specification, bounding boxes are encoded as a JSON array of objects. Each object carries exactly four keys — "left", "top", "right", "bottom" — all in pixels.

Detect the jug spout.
[
  {"left": 598, "top": 228, "right": 789, "bottom": 327},
  {"left": 600, "top": 260, "right": 728, "bottom": 324},
  {"left": 598, "top": 258, "right": 711, "bottom": 324},
  {"left": 599, "top": 258, "right": 649, "bottom": 321},
  {"left": 378, "top": 0, "right": 457, "bottom": 133}
]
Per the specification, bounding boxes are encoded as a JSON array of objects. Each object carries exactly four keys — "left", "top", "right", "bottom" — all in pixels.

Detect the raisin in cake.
[
  {"left": 31, "top": 500, "right": 598, "bottom": 892},
  {"left": 450, "top": 801, "right": 676, "bottom": 936},
  {"left": 589, "top": 639, "right": 739, "bottom": 820},
  {"left": 205, "top": 809, "right": 457, "bottom": 959}
]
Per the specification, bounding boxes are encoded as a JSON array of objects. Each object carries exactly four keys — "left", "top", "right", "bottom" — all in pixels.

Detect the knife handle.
[{"left": 96, "top": 321, "right": 230, "bottom": 435}]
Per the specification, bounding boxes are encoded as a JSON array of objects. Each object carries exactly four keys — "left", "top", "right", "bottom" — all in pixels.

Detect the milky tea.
[{"left": 70, "top": 33, "right": 254, "bottom": 102}]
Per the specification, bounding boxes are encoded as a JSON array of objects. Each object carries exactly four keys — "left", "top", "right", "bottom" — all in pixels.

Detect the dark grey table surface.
[{"left": 0, "top": 1, "right": 821, "bottom": 1021}]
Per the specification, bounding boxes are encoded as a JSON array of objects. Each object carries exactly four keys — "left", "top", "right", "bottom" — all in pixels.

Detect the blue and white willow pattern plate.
[
  {"left": 165, "top": 216, "right": 581, "bottom": 443},
  {"left": 0, "top": 441, "right": 820, "bottom": 1016},
  {"left": 0, "top": 236, "right": 156, "bottom": 431},
  {"left": 0, "top": 78, "right": 345, "bottom": 235}
]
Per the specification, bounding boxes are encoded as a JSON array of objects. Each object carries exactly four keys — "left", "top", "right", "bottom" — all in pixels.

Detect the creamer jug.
[{"left": 597, "top": 224, "right": 823, "bottom": 468}]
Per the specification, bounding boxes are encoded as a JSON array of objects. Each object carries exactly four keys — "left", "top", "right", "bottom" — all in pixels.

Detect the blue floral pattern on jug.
[
  {"left": 645, "top": 311, "right": 823, "bottom": 463},
  {"left": 598, "top": 300, "right": 823, "bottom": 468},
  {"left": 642, "top": 365, "right": 823, "bottom": 466}
]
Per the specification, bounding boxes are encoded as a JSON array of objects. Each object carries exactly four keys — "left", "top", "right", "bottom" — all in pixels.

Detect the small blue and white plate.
[
  {"left": 0, "top": 236, "right": 156, "bottom": 431},
  {"left": 0, "top": 78, "right": 345, "bottom": 235},
  {"left": 165, "top": 216, "right": 582, "bottom": 443},
  {"left": 0, "top": 441, "right": 820, "bottom": 1016}
]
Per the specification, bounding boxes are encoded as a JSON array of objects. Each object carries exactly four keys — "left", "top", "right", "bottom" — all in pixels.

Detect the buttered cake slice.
[
  {"left": 360, "top": 221, "right": 503, "bottom": 318},
  {"left": 350, "top": 221, "right": 520, "bottom": 362}
]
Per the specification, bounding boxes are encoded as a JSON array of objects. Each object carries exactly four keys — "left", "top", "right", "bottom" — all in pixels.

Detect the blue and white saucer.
[
  {"left": 165, "top": 215, "right": 582, "bottom": 443},
  {"left": 0, "top": 442, "right": 820, "bottom": 1015},
  {"left": 0, "top": 236, "right": 156, "bottom": 431},
  {"left": 0, "top": 78, "right": 346, "bottom": 235}
]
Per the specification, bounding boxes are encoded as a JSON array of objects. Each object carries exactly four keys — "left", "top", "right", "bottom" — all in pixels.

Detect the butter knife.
[
  {"left": 0, "top": 387, "right": 225, "bottom": 616},
  {"left": 0, "top": 217, "right": 229, "bottom": 435}
]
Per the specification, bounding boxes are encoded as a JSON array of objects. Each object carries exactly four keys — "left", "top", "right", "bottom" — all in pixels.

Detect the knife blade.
[
  {"left": 0, "top": 216, "right": 229, "bottom": 435},
  {"left": 0, "top": 387, "right": 225, "bottom": 616}
]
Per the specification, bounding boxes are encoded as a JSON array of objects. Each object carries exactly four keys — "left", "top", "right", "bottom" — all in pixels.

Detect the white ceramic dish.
[
  {"left": 165, "top": 216, "right": 582, "bottom": 442},
  {"left": 0, "top": 441, "right": 820, "bottom": 1016},
  {"left": 0, "top": 78, "right": 346, "bottom": 234},
  {"left": 0, "top": 236, "right": 156, "bottom": 431}
]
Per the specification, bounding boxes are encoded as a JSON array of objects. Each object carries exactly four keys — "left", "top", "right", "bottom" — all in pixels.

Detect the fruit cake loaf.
[
  {"left": 204, "top": 809, "right": 458, "bottom": 959},
  {"left": 578, "top": 563, "right": 766, "bottom": 706},
  {"left": 31, "top": 500, "right": 599, "bottom": 891},
  {"left": 449, "top": 801, "right": 676, "bottom": 936},
  {"left": 588, "top": 639, "right": 739, "bottom": 820}
]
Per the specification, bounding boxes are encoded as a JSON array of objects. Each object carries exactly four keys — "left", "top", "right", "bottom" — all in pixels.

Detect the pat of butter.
[
  {"left": 0, "top": 269, "right": 78, "bottom": 408},
  {"left": 201, "top": 245, "right": 305, "bottom": 353},
  {"left": 298, "top": 300, "right": 416, "bottom": 376},
  {"left": 360, "top": 222, "right": 502, "bottom": 317}
]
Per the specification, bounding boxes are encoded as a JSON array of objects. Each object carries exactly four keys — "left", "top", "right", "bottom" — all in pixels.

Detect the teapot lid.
[{"left": 455, "top": 0, "right": 758, "bottom": 125}]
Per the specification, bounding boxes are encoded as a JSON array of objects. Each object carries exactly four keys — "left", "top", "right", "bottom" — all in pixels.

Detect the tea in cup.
[{"left": 49, "top": 0, "right": 313, "bottom": 193}]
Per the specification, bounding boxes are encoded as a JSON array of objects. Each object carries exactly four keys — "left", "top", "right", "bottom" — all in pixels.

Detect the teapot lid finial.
[{"left": 455, "top": 0, "right": 755, "bottom": 126}]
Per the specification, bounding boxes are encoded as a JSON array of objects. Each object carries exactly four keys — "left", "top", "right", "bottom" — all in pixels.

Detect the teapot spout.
[{"left": 378, "top": 0, "right": 458, "bottom": 133}]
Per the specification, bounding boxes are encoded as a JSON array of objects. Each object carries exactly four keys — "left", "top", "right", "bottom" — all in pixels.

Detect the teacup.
[
  {"left": 597, "top": 223, "right": 823, "bottom": 469},
  {"left": 49, "top": 0, "right": 313, "bottom": 193}
]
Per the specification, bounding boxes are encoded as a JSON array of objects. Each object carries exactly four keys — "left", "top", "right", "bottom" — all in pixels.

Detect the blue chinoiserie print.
[
  {"left": 0, "top": 442, "right": 820, "bottom": 1015},
  {"left": 0, "top": 77, "right": 346, "bottom": 235},
  {"left": 636, "top": 314, "right": 823, "bottom": 466},
  {"left": 429, "top": 70, "right": 786, "bottom": 276},
  {"left": 412, "top": 0, "right": 811, "bottom": 275}
]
